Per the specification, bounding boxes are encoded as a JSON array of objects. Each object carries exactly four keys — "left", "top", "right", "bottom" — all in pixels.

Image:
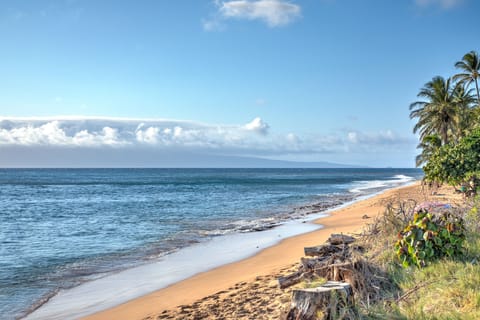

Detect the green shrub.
[
  {"left": 423, "top": 128, "right": 480, "bottom": 196},
  {"left": 394, "top": 210, "right": 466, "bottom": 268}
]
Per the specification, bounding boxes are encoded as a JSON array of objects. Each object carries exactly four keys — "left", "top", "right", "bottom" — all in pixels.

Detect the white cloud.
[
  {"left": 204, "top": 0, "right": 301, "bottom": 30},
  {"left": 244, "top": 117, "right": 270, "bottom": 135},
  {"left": 0, "top": 117, "right": 275, "bottom": 150},
  {"left": 202, "top": 18, "right": 224, "bottom": 31},
  {"left": 347, "top": 132, "right": 358, "bottom": 144},
  {"left": 220, "top": 0, "right": 301, "bottom": 26},
  {"left": 414, "top": 0, "right": 464, "bottom": 9},
  {"left": 0, "top": 120, "right": 127, "bottom": 147},
  {"left": 346, "top": 130, "right": 408, "bottom": 146},
  {"left": 286, "top": 132, "right": 298, "bottom": 143}
]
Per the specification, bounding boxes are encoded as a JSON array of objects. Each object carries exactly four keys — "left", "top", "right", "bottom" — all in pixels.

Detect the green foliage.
[
  {"left": 411, "top": 50, "right": 478, "bottom": 167},
  {"left": 395, "top": 210, "right": 466, "bottom": 268},
  {"left": 423, "top": 128, "right": 480, "bottom": 195},
  {"left": 454, "top": 50, "right": 480, "bottom": 106},
  {"left": 409, "top": 76, "right": 469, "bottom": 146},
  {"left": 359, "top": 201, "right": 480, "bottom": 319},
  {"left": 415, "top": 135, "right": 442, "bottom": 167},
  {"left": 465, "top": 199, "right": 480, "bottom": 234}
]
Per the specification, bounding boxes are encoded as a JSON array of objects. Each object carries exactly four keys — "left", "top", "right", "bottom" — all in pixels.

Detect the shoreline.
[
  {"left": 82, "top": 181, "right": 426, "bottom": 320},
  {"left": 22, "top": 174, "right": 418, "bottom": 320}
]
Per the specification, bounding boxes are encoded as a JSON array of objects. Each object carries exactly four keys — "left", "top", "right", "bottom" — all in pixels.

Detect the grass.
[
  {"left": 393, "top": 234, "right": 480, "bottom": 319},
  {"left": 358, "top": 200, "right": 480, "bottom": 319}
]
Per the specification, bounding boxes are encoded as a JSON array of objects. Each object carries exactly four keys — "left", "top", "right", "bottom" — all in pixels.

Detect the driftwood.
[
  {"left": 280, "top": 234, "right": 356, "bottom": 290},
  {"left": 279, "top": 231, "right": 397, "bottom": 318},
  {"left": 279, "top": 234, "right": 362, "bottom": 318},
  {"left": 286, "top": 281, "right": 354, "bottom": 320},
  {"left": 304, "top": 244, "right": 344, "bottom": 257},
  {"left": 327, "top": 234, "right": 356, "bottom": 245},
  {"left": 278, "top": 267, "right": 305, "bottom": 289},
  {"left": 301, "top": 257, "right": 323, "bottom": 270}
]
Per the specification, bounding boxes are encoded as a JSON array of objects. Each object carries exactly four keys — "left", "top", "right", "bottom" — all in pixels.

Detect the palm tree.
[
  {"left": 452, "top": 81, "right": 476, "bottom": 139},
  {"left": 410, "top": 76, "right": 461, "bottom": 145},
  {"left": 415, "top": 134, "right": 441, "bottom": 167},
  {"left": 454, "top": 50, "right": 480, "bottom": 105}
]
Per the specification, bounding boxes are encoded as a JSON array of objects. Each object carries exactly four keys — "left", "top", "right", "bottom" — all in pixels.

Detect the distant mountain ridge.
[
  {"left": 0, "top": 147, "right": 360, "bottom": 168},
  {"left": 196, "top": 154, "right": 361, "bottom": 168}
]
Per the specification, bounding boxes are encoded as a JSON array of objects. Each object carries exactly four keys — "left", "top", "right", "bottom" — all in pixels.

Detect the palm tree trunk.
[
  {"left": 442, "top": 125, "right": 448, "bottom": 145},
  {"left": 475, "top": 78, "right": 480, "bottom": 106}
]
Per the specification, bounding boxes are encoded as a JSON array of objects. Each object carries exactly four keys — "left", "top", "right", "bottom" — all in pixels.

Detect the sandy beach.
[{"left": 81, "top": 181, "right": 462, "bottom": 320}]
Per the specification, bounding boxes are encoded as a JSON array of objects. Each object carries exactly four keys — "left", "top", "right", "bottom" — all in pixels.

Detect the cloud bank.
[
  {"left": 204, "top": 0, "right": 301, "bottom": 30},
  {"left": 0, "top": 117, "right": 266, "bottom": 149},
  {"left": 0, "top": 116, "right": 415, "bottom": 167}
]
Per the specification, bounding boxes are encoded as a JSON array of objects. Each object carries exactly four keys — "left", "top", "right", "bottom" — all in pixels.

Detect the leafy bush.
[
  {"left": 395, "top": 210, "right": 466, "bottom": 268},
  {"left": 424, "top": 128, "right": 480, "bottom": 196}
]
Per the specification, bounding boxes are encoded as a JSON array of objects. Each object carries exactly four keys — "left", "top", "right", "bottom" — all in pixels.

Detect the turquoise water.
[{"left": 0, "top": 168, "right": 422, "bottom": 319}]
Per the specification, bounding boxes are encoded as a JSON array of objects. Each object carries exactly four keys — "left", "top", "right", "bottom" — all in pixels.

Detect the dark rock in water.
[
  {"left": 250, "top": 223, "right": 279, "bottom": 232},
  {"left": 239, "top": 223, "right": 280, "bottom": 233}
]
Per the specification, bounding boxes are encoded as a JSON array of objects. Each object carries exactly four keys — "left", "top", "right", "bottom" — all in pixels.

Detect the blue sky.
[{"left": 0, "top": 0, "right": 478, "bottom": 167}]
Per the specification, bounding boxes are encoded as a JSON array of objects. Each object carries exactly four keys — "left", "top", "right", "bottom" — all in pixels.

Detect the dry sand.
[{"left": 83, "top": 182, "right": 463, "bottom": 320}]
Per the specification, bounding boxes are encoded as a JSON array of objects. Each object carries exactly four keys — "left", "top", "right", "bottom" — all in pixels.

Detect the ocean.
[{"left": 0, "top": 168, "right": 423, "bottom": 319}]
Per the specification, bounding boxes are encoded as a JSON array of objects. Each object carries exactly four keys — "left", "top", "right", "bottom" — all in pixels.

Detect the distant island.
[{"left": 0, "top": 148, "right": 360, "bottom": 168}]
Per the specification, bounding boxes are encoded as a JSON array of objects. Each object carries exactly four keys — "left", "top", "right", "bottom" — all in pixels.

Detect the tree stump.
[{"left": 286, "top": 281, "right": 354, "bottom": 320}]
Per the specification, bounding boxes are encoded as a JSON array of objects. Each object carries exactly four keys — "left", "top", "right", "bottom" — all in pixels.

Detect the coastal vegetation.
[
  {"left": 394, "top": 209, "right": 466, "bottom": 268},
  {"left": 354, "top": 50, "right": 480, "bottom": 319},
  {"left": 410, "top": 50, "right": 480, "bottom": 194},
  {"left": 282, "top": 51, "right": 480, "bottom": 319},
  {"left": 359, "top": 198, "right": 480, "bottom": 319},
  {"left": 279, "top": 193, "right": 480, "bottom": 319},
  {"left": 423, "top": 128, "right": 480, "bottom": 195}
]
